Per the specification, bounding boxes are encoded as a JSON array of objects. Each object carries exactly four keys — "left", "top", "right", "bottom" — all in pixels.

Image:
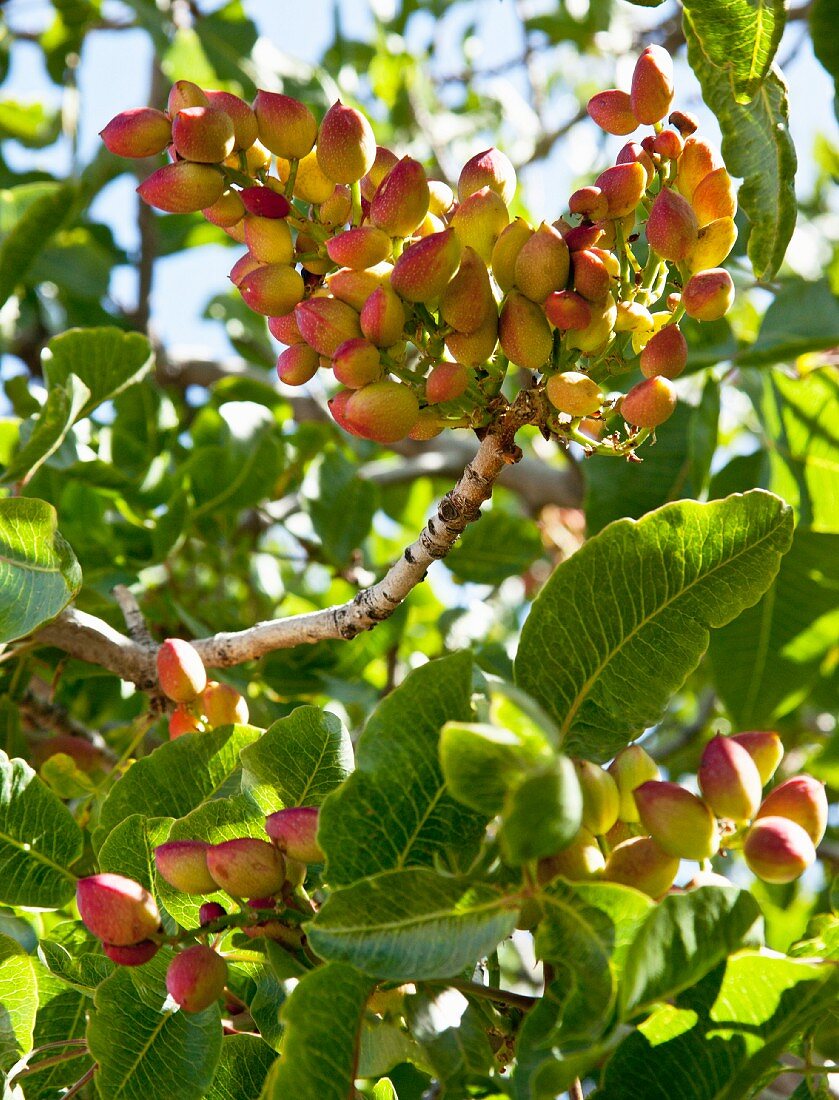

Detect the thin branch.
[
  {"left": 112, "top": 585, "right": 155, "bottom": 647},
  {"left": 426, "top": 977, "right": 537, "bottom": 1012}
]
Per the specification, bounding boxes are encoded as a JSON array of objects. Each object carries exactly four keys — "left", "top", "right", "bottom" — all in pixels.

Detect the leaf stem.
[{"left": 426, "top": 977, "right": 536, "bottom": 1011}]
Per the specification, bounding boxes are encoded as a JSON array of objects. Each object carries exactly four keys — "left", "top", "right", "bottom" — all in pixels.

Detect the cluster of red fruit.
[
  {"left": 100, "top": 45, "right": 735, "bottom": 450},
  {"left": 156, "top": 637, "right": 248, "bottom": 738},
  {"left": 75, "top": 804, "right": 323, "bottom": 1010},
  {"left": 537, "top": 732, "right": 827, "bottom": 899}
]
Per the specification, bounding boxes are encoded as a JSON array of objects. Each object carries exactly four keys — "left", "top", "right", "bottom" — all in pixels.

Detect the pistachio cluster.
[
  {"left": 540, "top": 732, "right": 826, "bottom": 899},
  {"left": 100, "top": 45, "right": 736, "bottom": 455},
  {"left": 156, "top": 638, "right": 249, "bottom": 738}
]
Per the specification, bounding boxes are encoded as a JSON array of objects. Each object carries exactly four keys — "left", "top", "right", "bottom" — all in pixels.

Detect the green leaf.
[
  {"left": 205, "top": 1034, "right": 276, "bottom": 1100},
  {"left": 0, "top": 101, "right": 61, "bottom": 147},
  {"left": 439, "top": 721, "right": 554, "bottom": 816},
  {"left": 261, "top": 962, "right": 374, "bottom": 1100},
  {"left": 750, "top": 367, "right": 839, "bottom": 532},
  {"left": 28, "top": 966, "right": 93, "bottom": 1095},
  {"left": 620, "top": 886, "right": 763, "bottom": 1017},
  {"left": 499, "top": 757, "right": 582, "bottom": 864},
  {"left": 515, "top": 492, "right": 793, "bottom": 761},
  {"left": 811, "top": 0, "right": 839, "bottom": 116},
  {"left": 318, "top": 653, "right": 487, "bottom": 885},
  {"left": 710, "top": 528, "right": 839, "bottom": 726},
  {"left": 86, "top": 953, "right": 222, "bottom": 1100},
  {"left": 195, "top": 0, "right": 258, "bottom": 96},
  {"left": 38, "top": 921, "right": 113, "bottom": 994},
  {"left": 240, "top": 706, "right": 353, "bottom": 812},
  {"left": 99, "top": 813, "right": 173, "bottom": 893},
  {"left": 95, "top": 725, "right": 261, "bottom": 848},
  {"left": 446, "top": 509, "right": 543, "bottom": 586},
  {"left": 738, "top": 280, "right": 839, "bottom": 367},
  {"left": 405, "top": 995, "right": 494, "bottom": 1091},
  {"left": 0, "top": 751, "right": 82, "bottom": 907},
  {"left": 304, "top": 447, "right": 378, "bottom": 567},
  {"left": 681, "top": 6, "right": 796, "bottom": 279},
  {"left": 42, "top": 327, "right": 155, "bottom": 418},
  {"left": 0, "top": 498, "right": 82, "bottom": 643},
  {"left": 596, "top": 953, "right": 839, "bottom": 1099},
  {"left": 307, "top": 868, "right": 518, "bottom": 980},
  {"left": 1, "top": 374, "right": 90, "bottom": 485},
  {"left": 0, "top": 933, "right": 37, "bottom": 1071},
  {"left": 0, "top": 182, "right": 75, "bottom": 308}
]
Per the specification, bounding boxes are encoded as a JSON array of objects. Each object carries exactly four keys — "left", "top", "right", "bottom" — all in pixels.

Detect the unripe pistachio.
[
  {"left": 594, "top": 213, "right": 634, "bottom": 250},
  {"left": 687, "top": 217, "right": 737, "bottom": 273},
  {"left": 157, "top": 638, "right": 207, "bottom": 703},
  {"left": 345, "top": 380, "right": 420, "bottom": 443},
  {"left": 615, "top": 300, "right": 654, "bottom": 334},
  {"left": 77, "top": 874, "right": 161, "bottom": 946},
  {"left": 569, "top": 186, "right": 608, "bottom": 222},
  {"left": 390, "top": 228, "right": 462, "bottom": 303},
  {"left": 199, "top": 902, "right": 226, "bottom": 926},
  {"left": 640, "top": 324, "right": 688, "bottom": 379},
  {"left": 239, "top": 264, "right": 304, "bottom": 317},
  {"left": 698, "top": 735, "right": 763, "bottom": 822},
  {"left": 546, "top": 372, "right": 604, "bottom": 418},
  {"left": 544, "top": 290, "right": 592, "bottom": 331},
  {"left": 743, "top": 816, "right": 816, "bottom": 884},
  {"left": 281, "top": 150, "right": 334, "bottom": 204},
  {"left": 634, "top": 781, "right": 719, "bottom": 861},
  {"left": 490, "top": 218, "right": 533, "bottom": 293},
  {"left": 458, "top": 147, "right": 517, "bottom": 205},
  {"left": 669, "top": 110, "right": 699, "bottom": 136},
  {"left": 426, "top": 362, "right": 469, "bottom": 404},
  {"left": 631, "top": 45, "right": 674, "bottom": 125},
  {"left": 203, "top": 188, "right": 246, "bottom": 228},
  {"left": 137, "top": 162, "right": 224, "bottom": 214},
  {"left": 317, "top": 101, "right": 376, "bottom": 183},
  {"left": 155, "top": 840, "right": 217, "bottom": 894},
  {"left": 445, "top": 310, "right": 499, "bottom": 367},
  {"left": 31, "top": 734, "right": 110, "bottom": 774},
  {"left": 653, "top": 128, "right": 684, "bottom": 160},
  {"left": 169, "top": 706, "right": 202, "bottom": 740},
  {"left": 295, "top": 297, "right": 362, "bottom": 357},
  {"left": 171, "top": 106, "right": 235, "bottom": 163},
  {"left": 729, "top": 731, "right": 783, "bottom": 786},
  {"left": 595, "top": 162, "right": 647, "bottom": 219},
  {"left": 103, "top": 939, "right": 160, "bottom": 966},
  {"left": 166, "top": 945, "right": 228, "bottom": 1013},
  {"left": 244, "top": 215, "right": 294, "bottom": 264},
  {"left": 646, "top": 188, "right": 698, "bottom": 262},
  {"left": 607, "top": 745, "right": 660, "bottom": 822},
  {"left": 561, "top": 223, "right": 604, "bottom": 253},
  {"left": 239, "top": 186, "right": 290, "bottom": 219},
  {"left": 676, "top": 137, "right": 719, "bottom": 202},
  {"left": 325, "top": 263, "right": 386, "bottom": 310},
  {"left": 361, "top": 146, "right": 400, "bottom": 201},
  {"left": 268, "top": 310, "right": 304, "bottom": 345},
  {"left": 408, "top": 409, "right": 445, "bottom": 440},
  {"left": 234, "top": 139, "right": 272, "bottom": 175},
  {"left": 203, "top": 90, "right": 258, "bottom": 150},
  {"left": 326, "top": 226, "right": 392, "bottom": 270},
  {"left": 616, "top": 141, "right": 655, "bottom": 188},
  {"left": 206, "top": 838, "right": 285, "bottom": 898},
  {"left": 201, "top": 681, "right": 249, "bottom": 727},
  {"left": 440, "top": 246, "right": 494, "bottom": 334},
  {"left": 621, "top": 377, "right": 677, "bottom": 428},
  {"left": 755, "top": 776, "right": 828, "bottom": 845},
  {"left": 574, "top": 760, "right": 620, "bottom": 836},
  {"left": 253, "top": 90, "right": 317, "bottom": 159},
  {"left": 450, "top": 186, "right": 510, "bottom": 263},
  {"left": 572, "top": 248, "right": 613, "bottom": 302},
  {"left": 682, "top": 268, "right": 734, "bottom": 321},
  {"left": 692, "top": 167, "right": 736, "bottom": 226},
  {"left": 586, "top": 90, "right": 638, "bottom": 136},
  {"left": 265, "top": 806, "right": 324, "bottom": 863},
  {"left": 100, "top": 108, "right": 172, "bottom": 158},
  {"left": 514, "top": 222, "right": 570, "bottom": 303},
  {"left": 537, "top": 827, "right": 605, "bottom": 884},
  {"left": 332, "top": 338, "right": 382, "bottom": 388},
  {"left": 498, "top": 290, "right": 553, "bottom": 371},
  {"left": 318, "top": 185, "right": 353, "bottom": 227},
  {"left": 328, "top": 389, "right": 363, "bottom": 436},
  {"left": 360, "top": 283, "right": 406, "bottom": 346},
  {"left": 603, "top": 836, "right": 680, "bottom": 898},
  {"left": 167, "top": 80, "right": 208, "bottom": 116},
  {"left": 590, "top": 247, "right": 620, "bottom": 278},
  {"left": 428, "top": 179, "right": 456, "bottom": 216},
  {"left": 370, "top": 156, "right": 430, "bottom": 238}
]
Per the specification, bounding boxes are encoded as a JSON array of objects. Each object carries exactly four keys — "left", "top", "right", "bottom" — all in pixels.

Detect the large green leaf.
[
  {"left": 620, "top": 886, "right": 763, "bottom": 1018},
  {"left": 515, "top": 492, "right": 793, "bottom": 761},
  {"left": 0, "top": 498, "right": 82, "bottom": 643},
  {"left": 682, "top": 4, "right": 795, "bottom": 279},
  {"left": 596, "top": 953, "right": 839, "bottom": 1099},
  {"left": 205, "top": 1034, "right": 276, "bottom": 1100},
  {"left": 262, "top": 962, "right": 374, "bottom": 1100},
  {"left": 95, "top": 725, "right": 261, "bottom": 847},
  {"left": 99, "top": 814, "right": 173, "bottom": 894},
  {"left": 439, "top": 721, "right": 555, "bottom": 816},
  {"left": 0, "top": 751, "right": 82, "bottom": 907},
  {"left": 738, "top": 280, "right": 839, "bottom": 367},
  {"left": 240, "top": 706, "right": 353, "bottom": 812},
  {"left": 42, "top": 327, "right": 155, "bottom": 417},
  {"left": 750, "top": 367, "right": 839, "bottom": 532},
  {"left": 0, "top": 182, "right": 75, "bottom": 308},
  {"left": 307, "top": 868, "right": 518, "bottom": 980},
  {"left": 0, "top": 933, "right": 38, "bottom": 1072},
  {"left": 710, "top": 529, "right": 839, "bottom": 726},
  {"left": 86, "top": 953, "right": 222, "bottom": 1100},
  {"left": 28, "top": 966, "right": 93, "bottom": 1097},
  {"left": 304, "top": 447, "right": 378, "bottom": 567},
  {"left": 446, "top": 508, "right": 543, "bottom": 586},
  {"left": 811, "top": 0, "right": 839, "bottom": 116},
  {"left": 1, "top": 374, "right": 90, "bottom": 486},
  {"left": 318, "top": 652, "right": 488, "bottom": 885}
]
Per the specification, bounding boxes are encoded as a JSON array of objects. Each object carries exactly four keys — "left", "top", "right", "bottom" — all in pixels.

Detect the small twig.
[
  {"left": 61, "top": 1064, "right": 97, "bottom": 1099},
  {"left": 570, "top": 1079, "right": 585, "bottom": 1100},
  {"left": 427, "top": 977, "right": 537, "bottom": 1012},
  {"left": 112, "top": 585, "right": 154, "bottom": 647}
]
